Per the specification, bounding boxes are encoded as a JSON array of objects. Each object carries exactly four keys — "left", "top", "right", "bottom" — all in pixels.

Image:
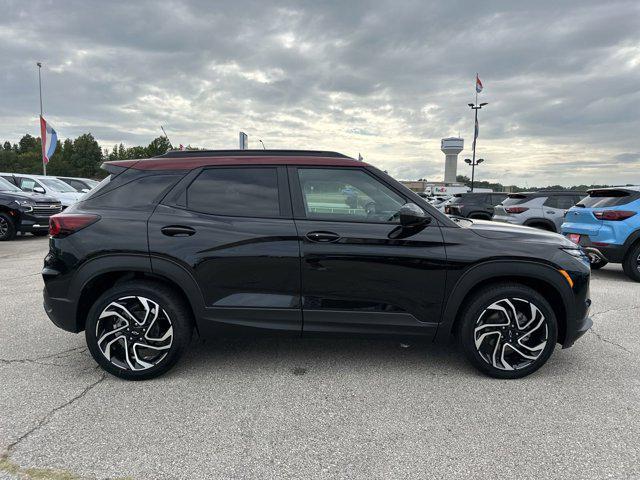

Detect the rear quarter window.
[
  {"left": 81, "top": 174, "right": 181, "bottom": 210},
  {"left": 501, "top": 195, "right": 528, "bottom": 206}
]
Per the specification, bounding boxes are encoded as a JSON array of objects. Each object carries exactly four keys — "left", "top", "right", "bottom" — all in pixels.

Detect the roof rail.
[{"left": 156, "top": 149, "right": 352, "bottom": 159}]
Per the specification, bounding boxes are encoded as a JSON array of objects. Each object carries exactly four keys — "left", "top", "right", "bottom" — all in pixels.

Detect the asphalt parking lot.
[{"left": 1, "top": 235, "right": 639, "bottom": 479}]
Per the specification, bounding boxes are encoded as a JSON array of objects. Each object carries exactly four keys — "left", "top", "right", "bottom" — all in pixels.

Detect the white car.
[{"left": 0, "top": 173, "right": 84, "bottom": 208}]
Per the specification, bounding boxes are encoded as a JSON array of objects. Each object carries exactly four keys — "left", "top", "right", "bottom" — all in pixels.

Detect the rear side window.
[
  {"left": 490, "top": 194, "right": 507, "bottom": 205},
  {"left": 82, "top": 174, "right": 180, "bottom": 210},
  {"left": 578, "top": 190, "right": 640, "bottom": 208},
  {"left": 187, "top": 167, "right": 280, "bottom": 217},
  {"left": 501, "top": 195, "right": 528, "bottom": 206}
]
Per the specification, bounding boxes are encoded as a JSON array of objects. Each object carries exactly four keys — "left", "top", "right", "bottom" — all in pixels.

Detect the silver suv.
[{"left": 493, "top": 191, "right": 586, "bottom": 233}]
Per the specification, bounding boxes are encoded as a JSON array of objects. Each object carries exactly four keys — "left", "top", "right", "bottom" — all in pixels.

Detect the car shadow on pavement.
[{"left": 172, "top": 335, "right": 481, "bottom": 379}]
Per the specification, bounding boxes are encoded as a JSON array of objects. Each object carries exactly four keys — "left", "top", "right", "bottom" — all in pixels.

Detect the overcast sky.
[{"left": 1, "top": 0, "right": 639, "bottom": 185}]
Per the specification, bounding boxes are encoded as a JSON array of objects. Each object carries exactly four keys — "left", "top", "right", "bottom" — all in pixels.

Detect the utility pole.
[
  {"left": 467, "top": 101, "right": 488, "bottom": 192},
  {"left": 37, "top": 62, "right": 46, "bottom": 175}
]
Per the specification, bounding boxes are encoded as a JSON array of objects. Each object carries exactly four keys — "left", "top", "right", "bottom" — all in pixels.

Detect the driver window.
[{"left": 297, "top": 168, "right": 406, "bottom": 222}]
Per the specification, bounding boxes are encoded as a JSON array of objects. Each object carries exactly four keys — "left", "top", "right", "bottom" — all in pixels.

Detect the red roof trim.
[{"left": 106, "top": 156, "right": 368, "bottom": 171}]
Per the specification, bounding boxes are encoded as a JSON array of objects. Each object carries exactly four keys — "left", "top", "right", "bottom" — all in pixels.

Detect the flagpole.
[
  {"left": 37, "top": 62, "right": 46, "bottom": 176},
  {"left": 468, "top": 74, "right": 487, "bottom": 192}
]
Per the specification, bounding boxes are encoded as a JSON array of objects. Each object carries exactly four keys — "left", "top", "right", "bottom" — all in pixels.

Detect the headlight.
[
  {"left": 560, "top": 247, "right": 589, "bottom": 265},
  {"left": 12, "top": 200, "right": 34, "bottom": 211}
]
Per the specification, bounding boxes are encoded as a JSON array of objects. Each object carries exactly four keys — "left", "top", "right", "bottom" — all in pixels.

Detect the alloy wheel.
[
  {"left": 474, "top": 298, "right": 548, "bottom": 371},
  {"left": 96, "top": 295, "right": 173, "bottom": 371}
]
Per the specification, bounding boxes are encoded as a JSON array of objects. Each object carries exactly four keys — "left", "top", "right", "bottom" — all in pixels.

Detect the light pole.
[
  {"left": 464, "top": 158, "right": 484, "bottom": 192},
  {"left": 37, "top": 62, "right": 46, "bottom": 175},
  {"left": 259, "top": 139, "right": 266, "bottom": 150},
  {"left": 467, "top": 101, "right": 488, "bottom": 192}
]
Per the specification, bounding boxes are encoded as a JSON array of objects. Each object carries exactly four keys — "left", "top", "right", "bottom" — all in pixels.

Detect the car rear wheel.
[
  {"left": 622, "top": 243, "right": 640, "bottom": 282},
  {"left": 0, "top": 213, "right": 16, "bottom": 241},
  {"left": 458, "top": 283, "right": 558, "bottom": 379},
  {"left": 85, "top": 280, "right": 193, "bottom": 380}
]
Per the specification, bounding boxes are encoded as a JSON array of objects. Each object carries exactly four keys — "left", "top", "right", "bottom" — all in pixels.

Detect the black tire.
[
  {"left": 622, "top": 242, "right": 640, "bottom": 282},
  {"left": 85, "top": 280, "right": 193, "bottom": 380},
  {"left": 31, "top": 230, "right": 49, "bottom": 237},
  {"left": 458, "top": 283, "right": 558, "bottom": 379},
  {"left": 0, "top": 213, "right": 16, "bottom": 241}
]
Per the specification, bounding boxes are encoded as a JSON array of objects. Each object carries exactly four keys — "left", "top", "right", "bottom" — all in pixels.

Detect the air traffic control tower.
[{"left": 441, "top": 137, "right": 464, "bottom": 183}]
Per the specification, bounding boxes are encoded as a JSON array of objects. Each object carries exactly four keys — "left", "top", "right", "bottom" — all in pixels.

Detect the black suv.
[
  {"left": 0, "top": 176, "right": 62, "bottom": 240},
  {"left": 444, "top": 192, "right": 508, "bottom": 219},
  {"left": 43, "top": 150, "right": 592, "bottom": 380}
]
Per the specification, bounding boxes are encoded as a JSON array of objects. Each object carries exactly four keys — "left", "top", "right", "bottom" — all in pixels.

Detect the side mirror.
[
  {"left": 33, "top": 186, "right": 45, "bottom": 194},
  {"left": 399, "top": 203, "right": 431, "bottom": 227}
]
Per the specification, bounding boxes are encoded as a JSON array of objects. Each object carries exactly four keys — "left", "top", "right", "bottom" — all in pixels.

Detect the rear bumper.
[
  {"left": 43, "top": 286, "right": 80, "bottom": 333},
  {"left": 577, "top": 236, "right": 626, "bottom": 263}
]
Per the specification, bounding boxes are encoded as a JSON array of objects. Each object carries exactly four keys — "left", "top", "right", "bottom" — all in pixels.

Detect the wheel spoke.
[
  {"left": 474, "top": 296, "right": 549, "bottom": 371},
  {"left": 96, "top": 295, "right": 173, "bottom": 371}
]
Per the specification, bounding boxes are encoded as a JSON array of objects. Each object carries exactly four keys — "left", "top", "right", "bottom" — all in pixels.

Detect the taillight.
[
  {"left": 505, "top": 207, "right": 529, "bottom": 214},
  {"left": 593, "top": 210, "right": 636, "bottom": 221},
  {"left": 49, "top": 213, "right": 100, "bottom": 238}
]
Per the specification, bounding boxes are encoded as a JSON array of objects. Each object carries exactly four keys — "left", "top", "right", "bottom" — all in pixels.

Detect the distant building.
[{"left": 441, "top": 137, "right": 464, "bottom": 183}]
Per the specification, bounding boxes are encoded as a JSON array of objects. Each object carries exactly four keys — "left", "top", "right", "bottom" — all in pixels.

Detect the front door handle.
[
  {"left": 161, "top": 225, "right": 196, "bottom": 237},
  {"left": 306, "top": 231, "right": 340, "bottom": 243}
]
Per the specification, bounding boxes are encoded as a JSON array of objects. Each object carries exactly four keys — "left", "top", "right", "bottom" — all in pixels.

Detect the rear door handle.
[
  {"left": 546, "top": 211, "right": 556, "bottom": 215},
  {"left": 306, "top": 231, "right": 340, "bottom": 243},
  {"left": 161, "top": 225, "right": 196, "bottom": 237}
]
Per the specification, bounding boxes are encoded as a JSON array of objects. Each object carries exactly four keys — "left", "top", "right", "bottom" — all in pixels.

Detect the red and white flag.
[{"left": 475, "top": 74, "right": 483, "bottom": 93}]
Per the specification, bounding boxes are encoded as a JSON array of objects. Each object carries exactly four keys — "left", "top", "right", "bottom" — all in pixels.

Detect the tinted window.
[
  {"left": 297, "top": 168, "right": 405, "bottom": 223},
  {"left": 60, "top": 178, "right": 85, "bottom": 191},
  {"left": 490, "top": 194, "right": 507, "bottom": 205},
  {"left": 187, "top": 168, "right": 280, "bottom": 217},
  {"left": 555, "top": 196, "right": 578, "bottom": 209},
  {"left": 83, "top": 174, "right": 180, "bottom": 210},
  {"left": 578, "top": 190, "right": 639, "bottom": 208},
  {"left": 501, "top": 195, "right": 529, "bottom": 206}
]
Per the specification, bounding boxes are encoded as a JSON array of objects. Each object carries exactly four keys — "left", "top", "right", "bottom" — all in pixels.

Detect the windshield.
[
  {"left": 0, "top": 177, "right": 22, "bottom": 192},
  {"left": 39, "top": 178, "right": 78, "bottom": 192}
]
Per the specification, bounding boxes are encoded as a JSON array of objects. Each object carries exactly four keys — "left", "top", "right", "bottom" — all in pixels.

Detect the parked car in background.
[
  {"left": 562, "top": 186, "right": 640, "bottom": 281},
  {"left": 43, "top": 149, "right": 591, "bottom": 381},
  {"left": 56, "top": 176, "right": 99, "bottom": 193},
  {"left": 0, "top": 176, "right": 62, "bottom": 240},
  {"left": 444, "top": 192, "right": 508, "bottom": 219},
  {"left": 493, "top": 191, "right": 586, "bottom": 233},
  {"left": 0, "top": 173, "right": 84, "bottom": 208}
]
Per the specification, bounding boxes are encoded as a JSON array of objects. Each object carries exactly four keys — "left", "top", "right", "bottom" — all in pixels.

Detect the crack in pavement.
[
  {"left": 2, "top": 369, "right": 106, "bottom": 461},
  {"left": 590, "top": 305, "right": 640, "bottom": 317},
  {"left": 588, "top": 327, "right": 634, "bottom": 355},
  {"left": 0, "top": 346, "right": 87, "bottom": 366}
]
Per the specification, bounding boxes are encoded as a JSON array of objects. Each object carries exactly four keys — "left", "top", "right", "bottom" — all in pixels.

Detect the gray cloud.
[{"left": 0, "top": 0, "right": 639, "bottom": 185}]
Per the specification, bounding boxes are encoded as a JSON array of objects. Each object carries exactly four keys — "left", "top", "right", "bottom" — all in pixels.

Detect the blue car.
[{"left": 562, "top": 186, "right": 640, "bottom": 281}]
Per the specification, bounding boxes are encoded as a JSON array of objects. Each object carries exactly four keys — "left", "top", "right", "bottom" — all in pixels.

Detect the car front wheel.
[
  {"left": 0, "top": 213, "right": 16, "bottom": 241},
  {"left": 85, "top": 280, "right": 193, "bottom": 380},
  {"left": 458, "top": 283, "right": 558, "bottom": 379}
]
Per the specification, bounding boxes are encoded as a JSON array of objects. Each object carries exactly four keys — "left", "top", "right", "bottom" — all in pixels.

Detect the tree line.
[
  {"left": 0, "top": 132, "right": 616, "bottom": 190},
  {"left": 0, "top": 133, "right": 173, "bottom": 179}
]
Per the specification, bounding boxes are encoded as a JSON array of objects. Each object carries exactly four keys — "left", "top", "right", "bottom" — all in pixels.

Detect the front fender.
[{"left": 434, "top": 260, "right": 575, "bottom": 343}]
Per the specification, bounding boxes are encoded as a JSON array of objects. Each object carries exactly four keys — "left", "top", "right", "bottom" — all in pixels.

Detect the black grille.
[{"left": 33, "top": 204, "right": 62, "bottom": 216}]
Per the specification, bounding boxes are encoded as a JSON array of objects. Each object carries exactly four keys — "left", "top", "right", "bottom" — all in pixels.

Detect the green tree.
[
  {"left": 146, "top": 136, "right": 172, "bottom": 157},
  {"left": 70, "top": 134, "right": 103, "bottom": 177},
  {"left": 18, "top": 134, "right": 38, "bottom": 154}
]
